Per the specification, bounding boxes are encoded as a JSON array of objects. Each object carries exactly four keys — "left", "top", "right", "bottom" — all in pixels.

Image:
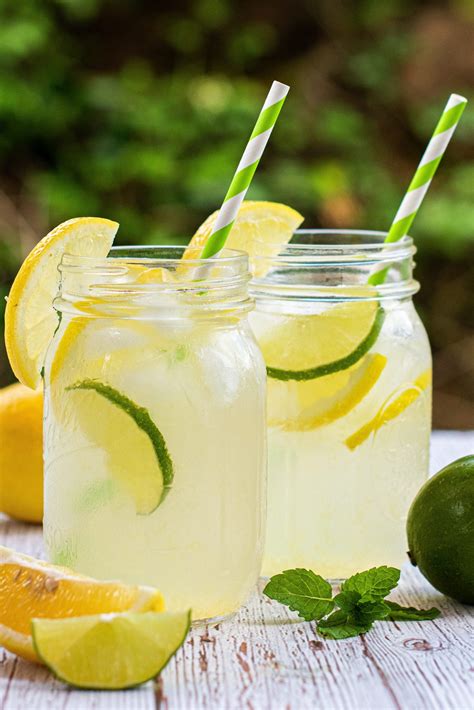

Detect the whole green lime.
[{"left": 407, "top": 455, "right": 474, "bottom": 604}]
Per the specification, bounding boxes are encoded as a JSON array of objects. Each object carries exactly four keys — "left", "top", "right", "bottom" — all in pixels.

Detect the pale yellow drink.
[
  {"left": 43, "top": 247, "right": 266, "bottom": 621},
  {"left": 250, "top": 232, "right": 432, "bottom": 579}
]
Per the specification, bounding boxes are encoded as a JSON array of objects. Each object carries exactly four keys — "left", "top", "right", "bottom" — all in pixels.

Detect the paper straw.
[
  {"left": 200, "top": 80, "right": 290, "bottom": 259},
  {"left": 370, "top": 93, "right": 467, "bottom": 286}
]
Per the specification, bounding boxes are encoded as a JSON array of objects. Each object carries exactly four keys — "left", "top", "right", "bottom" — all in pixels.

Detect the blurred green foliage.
[{"left": 0, "top": 0, "right": 473, "bottom": 424}]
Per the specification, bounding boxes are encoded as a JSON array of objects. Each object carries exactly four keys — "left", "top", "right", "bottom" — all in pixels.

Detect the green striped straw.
[
  {"left": 370, "top": 93, "right": 467, "bottom": 286},
  {"left": 200, "top": 80, "right": 290, "bottom": 259}
]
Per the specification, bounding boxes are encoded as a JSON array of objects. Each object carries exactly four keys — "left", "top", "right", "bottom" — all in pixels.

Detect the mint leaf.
[
  {"left": 342, "top": 566, "right": 400, "bottom": 602},
  {"left": 263, "top": 569, "right": 334, "bottom": 621},
  {"left": 317, "top": 610, "right": 372, "bottom": 639},
  {"left": 354, "top": 600, "right": 391, "bottom": 625},
  {"left": 264, "top": 565, "right": 441, "bottom": 641},
  {"left": 334, "top": 592, "right": 391, "bottom": 625},
  {"left": 334, "top": 590, "right": 361, "bottom": 613},
  {"left": 385, "top": 601, "right": 441, "bottom": 621}
]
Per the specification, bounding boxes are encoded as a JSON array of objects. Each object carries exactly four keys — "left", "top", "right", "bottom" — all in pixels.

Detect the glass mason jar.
[
  {"left": 249, "top": 231, "right": 432, "bottom": 579},
  {"left": 43, "top": 246, "right": 267, "bottom": 622}
]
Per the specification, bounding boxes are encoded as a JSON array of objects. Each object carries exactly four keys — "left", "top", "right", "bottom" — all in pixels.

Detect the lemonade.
[
  {"left": 249, "top": 232, "right": 432, "bottom": 579},
  {"left": 42, "top": 246, "right": 266, "bottom": 621}
]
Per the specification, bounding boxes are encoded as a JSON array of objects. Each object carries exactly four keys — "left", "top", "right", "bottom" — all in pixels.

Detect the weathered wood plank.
[
  {"left": 1, "top": 431, "right": 473, "bottom": 710},
  {"left": 159, "top": 566, "right": 473, "bottom": 710}
]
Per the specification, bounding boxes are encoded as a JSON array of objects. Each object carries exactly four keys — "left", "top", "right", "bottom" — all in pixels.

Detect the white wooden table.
[{"left": 1, "top": 431, "right": 473, "bottom": 710}]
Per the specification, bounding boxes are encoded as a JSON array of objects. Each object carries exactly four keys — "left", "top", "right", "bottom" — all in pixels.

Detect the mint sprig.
[
  {"left": 385, "top": 601, "right": 440, "bottom": 621},
  {"left": 263, "top": 566, "right": 440, "bottom": 639},
  {"left": 263, "top": 568, "right": 334, "bottom": 621},
  {"left": 340, "top": 566, "right": 400, "bottom": 601},
  {"left": 317, "top": 611, "right": 372, "bottom": 639}
]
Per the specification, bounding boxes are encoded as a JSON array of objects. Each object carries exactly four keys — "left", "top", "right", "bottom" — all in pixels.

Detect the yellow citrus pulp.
[{"left": 0, "top": 545, "right": 164, "bottom": 663}]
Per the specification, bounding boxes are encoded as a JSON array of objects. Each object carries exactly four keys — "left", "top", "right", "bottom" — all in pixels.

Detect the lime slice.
[
  {"left": 185, "top": 201, "right": 304, "bottom": 277},
  {"left": 260, "top": 300, "right": 385, "bottom": 382},
  {"left": 187, "top": 202, "right": 386, "bottom": 383},
  {"left": 269, "top": 353, "right": 387, "bottom": 431},
  {"left": 67, "top": 380, "right": 173, "bottom": 514},
  {"left": 0, "top": 545, "right": 164, "bottom": 663},
  {"left": 345, "top": 369, "right": 431, "bottom": 450},
  {"left": 32, "top": 611, "right": 190, "bottom": 689},
  {"left": 5, "top": 217, "right": 118, "bottom": 389}
]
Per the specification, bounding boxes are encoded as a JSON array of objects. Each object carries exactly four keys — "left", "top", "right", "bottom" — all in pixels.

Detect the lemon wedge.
[
  {"left": 5, "top": 218, "right": 118, "bottom": 389},
  {"left": 185, "top": 201, "right": 304, "bottom": 276},
  {"left": 0, "top": 545, "right": 164, "bottom": 663}
]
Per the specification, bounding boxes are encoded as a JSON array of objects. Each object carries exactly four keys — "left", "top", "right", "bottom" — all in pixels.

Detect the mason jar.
[
  {"left": 43, "top": 246, "right": 267, "bottom": 622},
  {"left": 249, "top": 231, "right": 432, "bottom": 579}
]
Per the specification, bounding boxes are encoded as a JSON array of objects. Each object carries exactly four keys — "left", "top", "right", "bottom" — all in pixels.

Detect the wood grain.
[{"left": 1, "top": 431, "right": 473, "bottom": 710}]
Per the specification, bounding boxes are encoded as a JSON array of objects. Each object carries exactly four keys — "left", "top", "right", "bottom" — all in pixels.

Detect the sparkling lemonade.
[
  {"left": 250, "top": 232, "right": 432, "bottom": 579},
  {"left": 43, "top": 247, "right": 266, "bottom": 621}
]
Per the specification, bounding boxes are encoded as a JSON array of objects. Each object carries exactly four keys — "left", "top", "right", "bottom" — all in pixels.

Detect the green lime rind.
[
  {"left": 31, "top": 610, "right": 191, "bottom": 690},
  {"left": 407, "top": 454, "right": 474, "bottom": 605},
  {"left": 66, "top": 379, "right": 174, "bottom": 511},
  {"left": 266, "top": 305, "right": 386, "bottom": 382}
]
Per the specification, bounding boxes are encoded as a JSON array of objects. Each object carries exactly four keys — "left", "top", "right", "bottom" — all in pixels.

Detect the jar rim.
[
  {"left": 292, "top": 229, "right": 412, "bottom": 248},
  {"left": 252, "top": 231, "right": 415, "bottom": 264},
  {"left": 250, "top": 231, "right": 419, "bottom": 302},
  {"left": 60, "top": 245, "right": 249, "bottom": 270},
  {"left": 56, "top": 245, "right": 253, "bottom": 317}
]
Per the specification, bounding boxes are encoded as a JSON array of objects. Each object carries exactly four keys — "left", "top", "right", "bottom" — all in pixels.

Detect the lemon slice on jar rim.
[{"left": 4, "top": 217, "right": 118, "bottom": 389}]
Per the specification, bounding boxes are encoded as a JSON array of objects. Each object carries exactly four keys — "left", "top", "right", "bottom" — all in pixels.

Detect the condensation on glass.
[
  {"left": 43, "top": 246, "right": 267, "bottom": 622},
  {"left": 250, "top": 231, "right": 432, "bottom": 579}
]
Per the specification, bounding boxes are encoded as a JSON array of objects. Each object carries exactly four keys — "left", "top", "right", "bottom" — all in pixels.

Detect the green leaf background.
[{"left": 0, "top": 0, "right": 473, "bottom": 427}]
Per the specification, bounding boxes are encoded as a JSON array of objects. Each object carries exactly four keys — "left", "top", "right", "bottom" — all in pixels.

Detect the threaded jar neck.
[
  {"left": 56, "top": 246, "right": 253, "bottom": 319},
  {"left": 250, "top": 230, "right": 419, "bottom": 303}
]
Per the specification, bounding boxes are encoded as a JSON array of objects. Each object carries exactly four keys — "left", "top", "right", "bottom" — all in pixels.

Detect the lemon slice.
[
  {"left": 259, "top": 299, "right": 385, "bottom": 381},
  {"left": 0, "top": 545, "right": 164, "bottom": 663},
  {"left": 345, "top": 369, "right": 432, "bottom": 450},
  {"left": 187, "top": 203, "right": 384, "bottom": 383},
  {"left": 50, "top": 315, "right": 89, "bottom": 385},
  {"left": 185, "top": 201, "right": 304, "bottom": 276},
  {"left": 49, "top": 265, "right": 173, "bottom": 383},
  {"left": 32, "top": 610, "right": 190, "bottom": 689},
  {"left": 5, "top": 218, "right": 118, "bottom": 389},
  {"left": 66, "top": 380, "right": 173, "bottom": 514},
  {"left": 269, "top": 353, "right": 387, "bottom": 431},
  {"left": 134, "top": 266, "right": 177, "bottom": 284}
]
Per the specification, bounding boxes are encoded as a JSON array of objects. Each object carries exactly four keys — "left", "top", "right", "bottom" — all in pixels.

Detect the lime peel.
[
  {"left": 407, "top": 455, "right": 474, "bottom": 605},
  {"left": 67, "top": 379, "right": 174, "bottom": 511},
  {"left": 0, "top": 544, "right": 165, "bottom": 663},
  {"left": 31, "top": 610, "right": 191, "bottom": 690},
  {"left": 266, "top": 305, "right": 385, "bottom": 382},
  {"left": 276, "top": 353, "right": 387, "bottom": 432}
]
